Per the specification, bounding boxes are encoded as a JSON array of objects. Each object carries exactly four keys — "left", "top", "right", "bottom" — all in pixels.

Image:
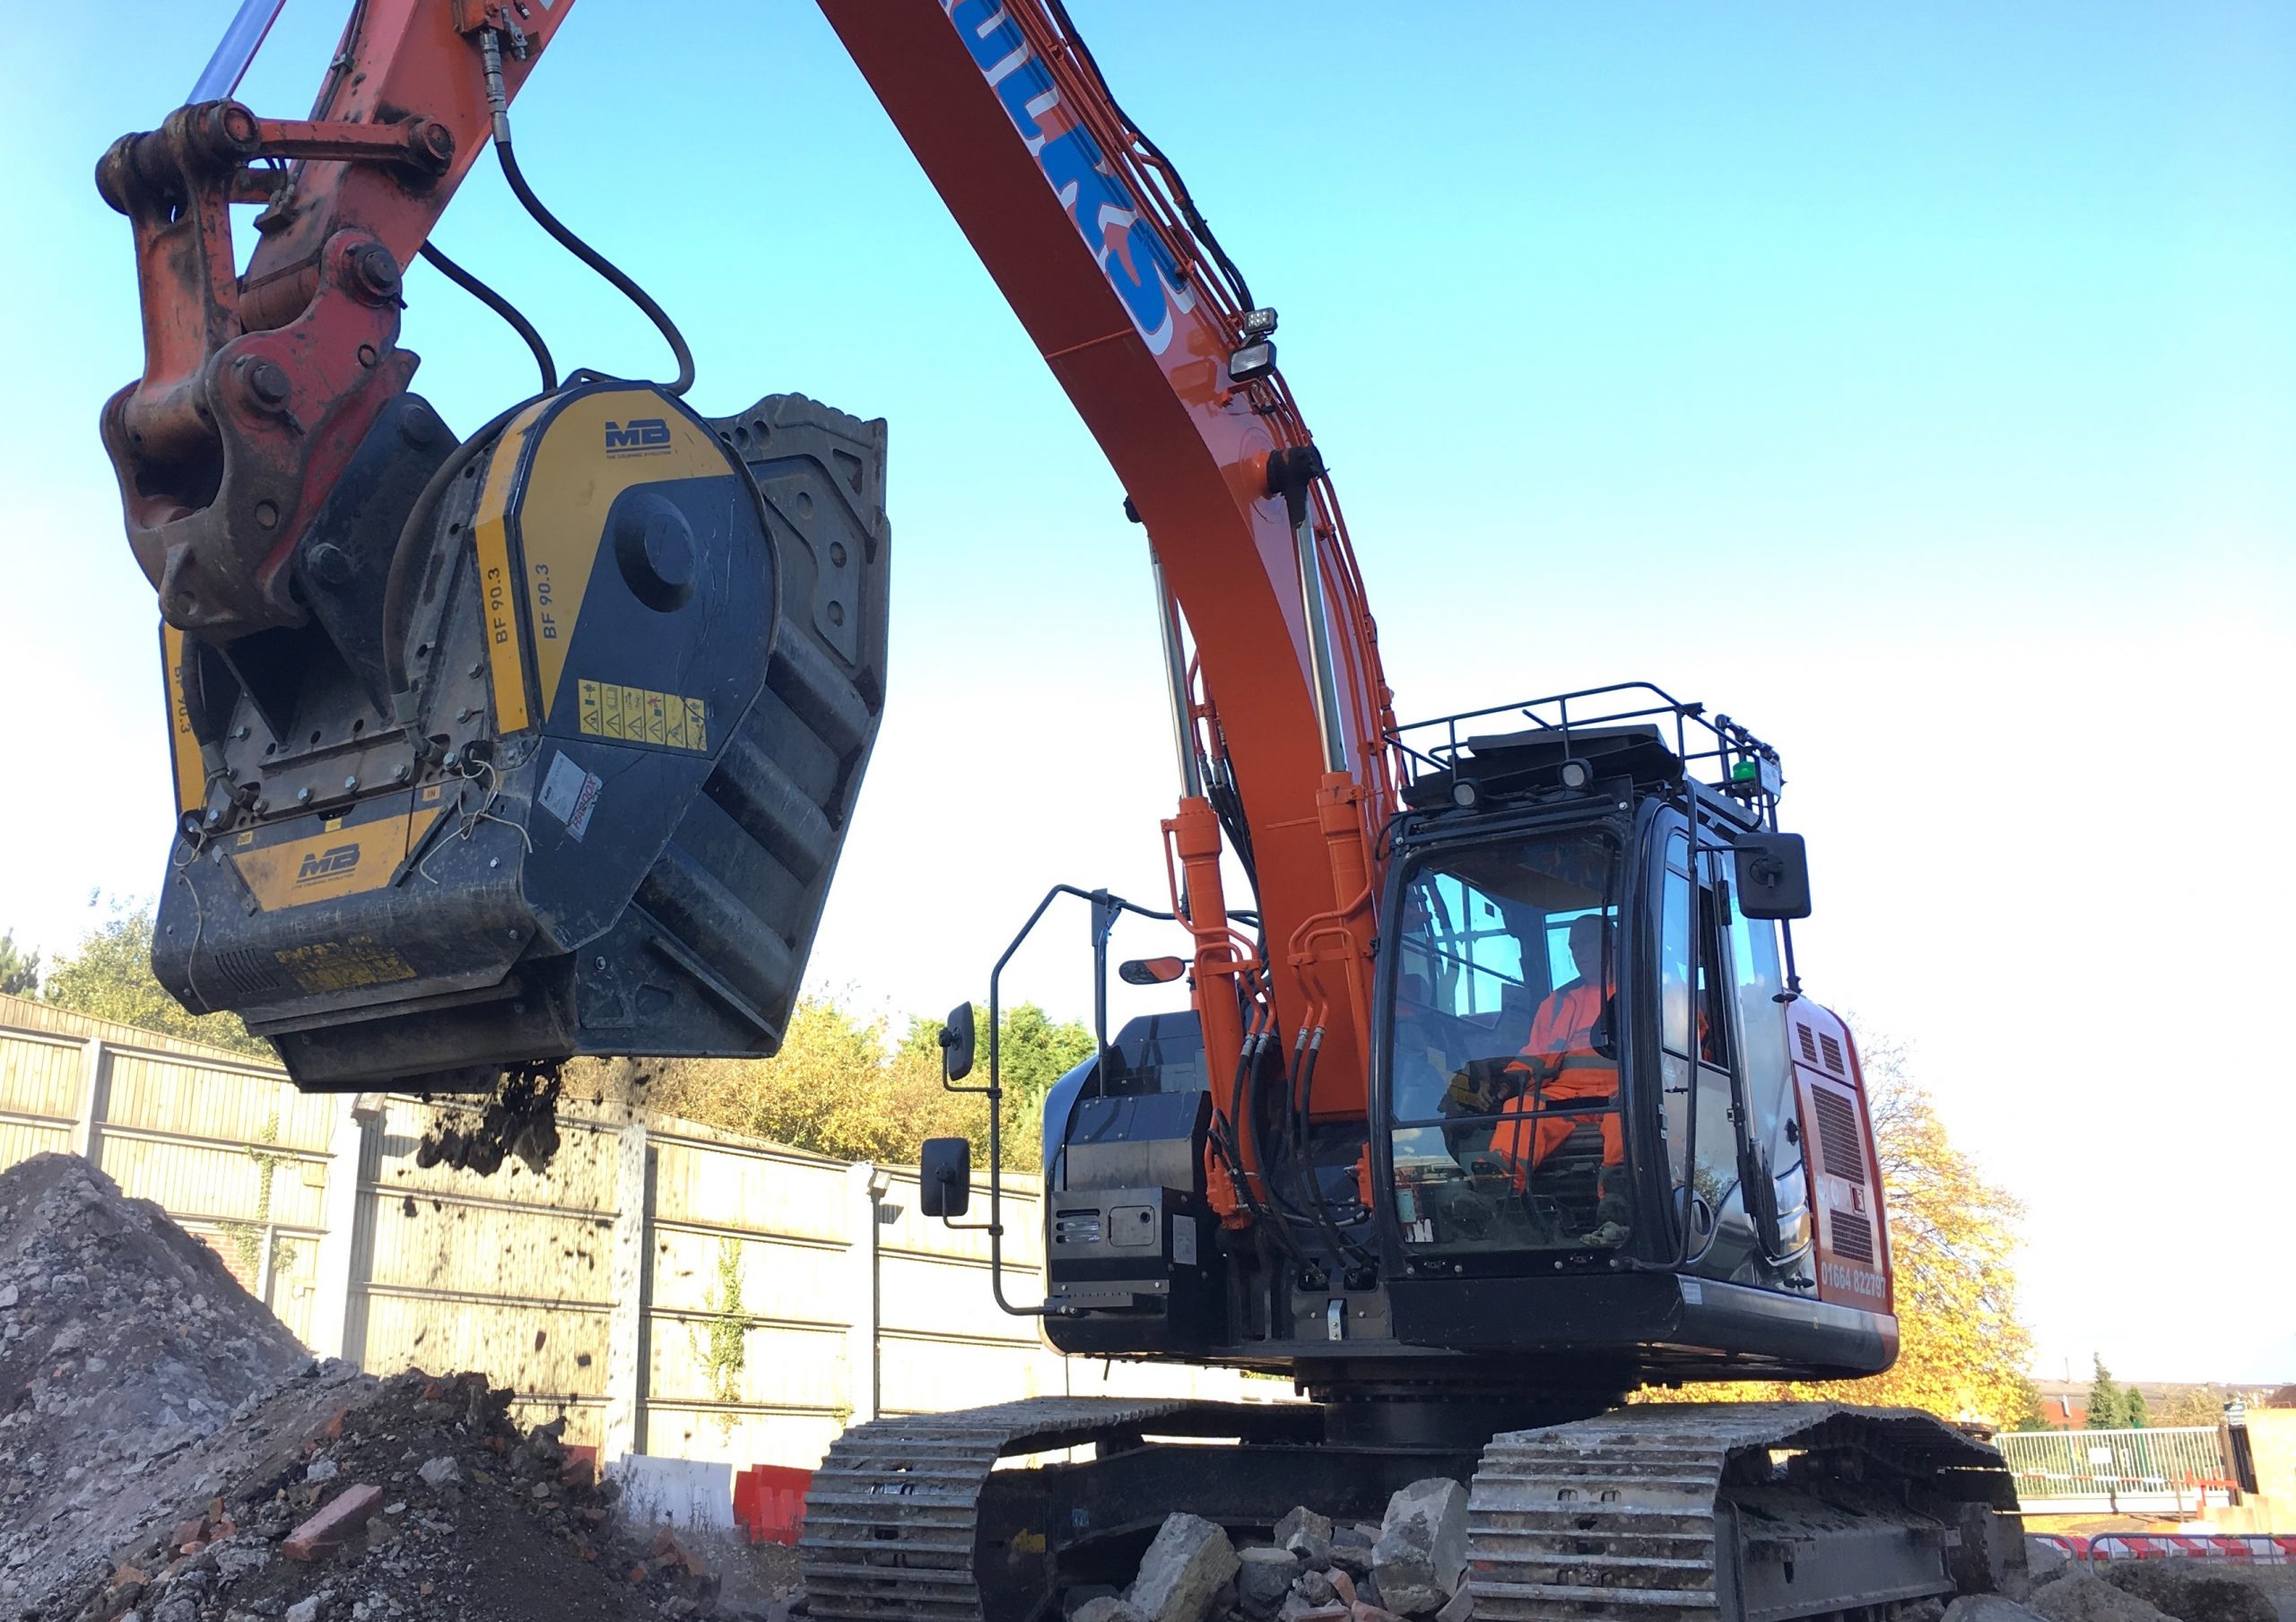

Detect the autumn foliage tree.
[{"left": 1642, "top": 1033, "right": 2036, "bottom": 1427}]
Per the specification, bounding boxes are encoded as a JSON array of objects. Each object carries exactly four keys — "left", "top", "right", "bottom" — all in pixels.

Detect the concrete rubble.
[
  {"left": 1366, "top": 1480, "right": 1466, "bottom": 1617},
  {"left": 1071, "top": 1484, "right": 1477, "bottom": 1622},
  {"left": 2095, "top": 1560, "right": 2279, "bottom": 1622},
  {"left": 1925, "top": 1530, "right": 2296, "bottom": 1622},
  {"left": 2031, "top": 1576, "right": 2178, "bottom": 1622},
  {"left": 2009, "top": 1534, "right": 2286, "bottom": 1622},
  {"left": 0, "top": 1154, "right": 796, "bottom": 1622}
]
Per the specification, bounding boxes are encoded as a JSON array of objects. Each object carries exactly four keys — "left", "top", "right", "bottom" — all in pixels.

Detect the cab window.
[
  {"left": 1386, "top": 828, "right": 1623, "bottom": 1255},
  {"left": 1728, "top": 906, "right": 1810, "bottom": 1253},
  {"left": 1658, "top": 832, "right": 1741, "bottom": 1223}
]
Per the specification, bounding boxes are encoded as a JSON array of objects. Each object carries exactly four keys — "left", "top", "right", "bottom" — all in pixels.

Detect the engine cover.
[{"left": 152, "top": 381, "right": 888, "bottom": 1089}]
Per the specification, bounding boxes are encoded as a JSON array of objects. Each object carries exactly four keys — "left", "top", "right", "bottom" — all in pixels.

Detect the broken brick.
[
  {"left": 283, "top": 1483, "right": 385, "bottom": 1560},
  {"left": 629, "top": 1563, "right": 649, "bottom": 1584},
  {"left": 168, "top": 1518, "right": 204, "bottom": 1549}
]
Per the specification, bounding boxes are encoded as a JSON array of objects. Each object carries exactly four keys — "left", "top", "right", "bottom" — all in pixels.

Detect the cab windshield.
[{"left": 1387, "top": 828, "right": 1625, "bottom": 1255}]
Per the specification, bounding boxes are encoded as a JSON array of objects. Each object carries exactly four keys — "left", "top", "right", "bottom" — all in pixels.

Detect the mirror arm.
[{"left": 952, "top": 882, "right": 1171, "bottom": 1319}]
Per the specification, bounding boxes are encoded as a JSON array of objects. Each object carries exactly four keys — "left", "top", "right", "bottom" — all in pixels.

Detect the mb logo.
[
  {"left": 604, "top": 418, "right": 672, "bottom": 455},
  {"left": 296, "top": 845, "right": 361, "bottom": 885}
]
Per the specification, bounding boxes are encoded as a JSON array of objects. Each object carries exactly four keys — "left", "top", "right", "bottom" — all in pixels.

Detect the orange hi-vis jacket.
[{"left": 1492, "top": 979, "right": 1621, "bottom": 1191}]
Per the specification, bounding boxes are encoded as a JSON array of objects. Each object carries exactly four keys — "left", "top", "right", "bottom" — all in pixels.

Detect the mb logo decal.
[
  {"left": 604, "top": 418, "right": 672, "bottom": 454},
  {"left": 296, "top": 845, "right": 361, "bottom": 885}
]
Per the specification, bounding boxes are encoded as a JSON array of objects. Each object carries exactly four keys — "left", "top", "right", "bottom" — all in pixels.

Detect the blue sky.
[{"left": 2, "top": 4, "right": 2291, "bottom": 1383}]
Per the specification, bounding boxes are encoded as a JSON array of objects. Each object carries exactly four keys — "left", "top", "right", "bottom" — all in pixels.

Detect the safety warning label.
[{"left": 576, "top": 680, "right": 707, "bottom": 752}]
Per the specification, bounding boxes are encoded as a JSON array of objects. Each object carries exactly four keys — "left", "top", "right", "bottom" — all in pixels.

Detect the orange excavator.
[{"left": 100, "top": 3, "right": 2026, "bottom": 1615}]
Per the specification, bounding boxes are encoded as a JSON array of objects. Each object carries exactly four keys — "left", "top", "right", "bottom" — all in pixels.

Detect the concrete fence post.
[
  {"left": 601, "top": 1113, "right": 651, "bottom": 1464},
  {"left": 69, "top": 1037, "right": 109, "bottom": 1165},
  {"left": 843, "top": 1162, "right": 884, "bottom": 1427},
  {"left": 309, "top": 1095, "right": 379, "bottom": 1362}
]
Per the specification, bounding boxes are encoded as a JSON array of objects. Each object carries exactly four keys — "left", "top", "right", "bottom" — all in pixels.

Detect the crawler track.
[
  {"left": 1465, "top": 1402, "right": 2019, "bottom": 1620},
  {"left": 800, "top": 1398, "right": 1247, "bottom": 1621}
]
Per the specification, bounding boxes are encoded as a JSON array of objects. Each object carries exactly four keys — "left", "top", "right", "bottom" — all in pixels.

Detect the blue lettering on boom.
[{"left": 944, "top": 0, "right": 1188, "bottom": 353}]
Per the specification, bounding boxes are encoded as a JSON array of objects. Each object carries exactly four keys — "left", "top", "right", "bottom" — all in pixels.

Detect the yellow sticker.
[
  {"left": 274, "top": 936, "right": 419, "bottom": 994},
  {"left": 575, "top": 679, "right": 709, "bottom": 752}
]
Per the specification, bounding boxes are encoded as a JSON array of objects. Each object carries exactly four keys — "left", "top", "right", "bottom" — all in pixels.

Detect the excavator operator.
[{"left": 1493, "top": 913, "right": 1628, "bottom": 1244}]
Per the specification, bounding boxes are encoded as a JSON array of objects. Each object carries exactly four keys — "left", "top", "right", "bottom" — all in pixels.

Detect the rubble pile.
[
  {"left": 0, "top": 1153, "right": 352, "bottom": 1615},
  {"left": 0, "top": 1154, "right": 775, "bottom": 1622},
  {"left": 49, "top": 1368, "right": 733, "bottom": 1622},
  {"left": 1921, "top": 1538, "right": 2283, "bottom": 1622},
  {"left": 1062, "top": 1483, "right": 1474, "bottom": 1622},
  {"left": 2092, "top": 1560, "right": 2278, "bottom": 1622}
]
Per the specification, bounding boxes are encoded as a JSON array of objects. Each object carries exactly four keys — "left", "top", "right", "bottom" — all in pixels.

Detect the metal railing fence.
[{"left": 1997, "top": 1427, "right": 2234, "bottom": 1513}]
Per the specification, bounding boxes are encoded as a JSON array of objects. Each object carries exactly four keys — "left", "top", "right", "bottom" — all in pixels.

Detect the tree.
[
  {"left": 0, "top": 930, "right": 39, "bottom": 996},
  {"left": 2160, "top": 1386, "right": 2226, "bottom": 1427},
  {"left": 2087, "top": 1356, "right": 2126, "bottom": 1431},
  {"left": 633, "top": 995, "right": 1092, "bottom": 1172},
  {"left": 2120, "top": 1386, "right": 2151, "bottom": 1430},
  {"left": 2004, "top": 1378, "right": 2058, "bottom": 1432},
  {"left": 900, "top": 1003, "right": 1098, "bottom": 1110},
  {"left": 41, "top": 904, "right": 272, "bottom": 1058},
  {"left": 1636, "top": 1033, "right": 2035, "bottom": 1427}
]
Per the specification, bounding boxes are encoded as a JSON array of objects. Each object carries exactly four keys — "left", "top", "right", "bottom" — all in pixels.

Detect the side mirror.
[
  {"left": 1118, "top": 956, "right": 1187, "bottom": 986},
  {"left": 1734, "top": 832, "right": 1812, "bottom": 920},
  {"left": 939, "top": 1002, "right": 976, "bottom": 1083},
  {"left": 919, "top": 1137, "right": 972, "bottom": 1219}
]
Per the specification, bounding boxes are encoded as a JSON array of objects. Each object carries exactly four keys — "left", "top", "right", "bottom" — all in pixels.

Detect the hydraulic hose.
[
  {"left": 494, "top": 136, "right": 692, "bottom": 397},
  {"left": 418, "top": 241, "right": 556, "bottom": 392}
]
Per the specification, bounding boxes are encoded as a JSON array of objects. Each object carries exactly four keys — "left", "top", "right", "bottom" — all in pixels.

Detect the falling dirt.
[{"left": 413, "top": 1062, "right": 564, "bottom": 1177}]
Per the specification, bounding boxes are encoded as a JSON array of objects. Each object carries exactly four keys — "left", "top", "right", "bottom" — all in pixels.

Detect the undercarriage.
[{"left": 798, "top": 1397, "right": 2025, "bottom": 1621}]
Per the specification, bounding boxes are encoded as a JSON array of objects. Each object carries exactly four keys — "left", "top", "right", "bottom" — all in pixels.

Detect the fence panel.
[{"left": 1996, "top": 1427, "right": 2234, "bottom": 1514}]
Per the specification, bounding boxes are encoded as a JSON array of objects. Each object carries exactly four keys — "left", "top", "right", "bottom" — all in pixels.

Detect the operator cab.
[{"left": 1373, "top": 687, "right": 1888, "bottom": 1370}]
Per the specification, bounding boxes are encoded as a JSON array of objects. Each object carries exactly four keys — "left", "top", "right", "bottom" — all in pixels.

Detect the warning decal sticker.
[{"left": 577, "top": 680, "right": 708, "bottom": 753}]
